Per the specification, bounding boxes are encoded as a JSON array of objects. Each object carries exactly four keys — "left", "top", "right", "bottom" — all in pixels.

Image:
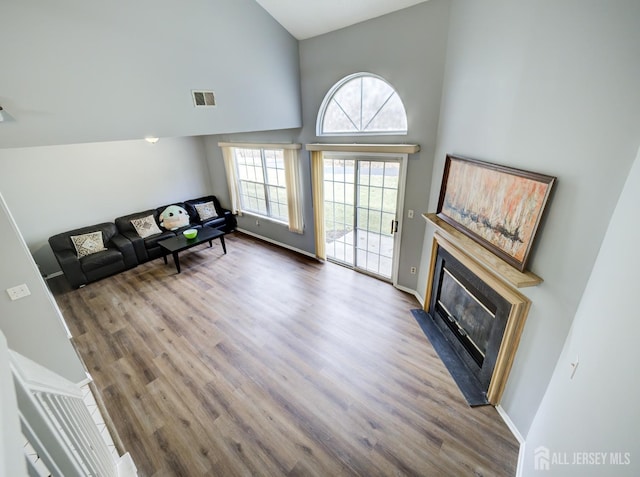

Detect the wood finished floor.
[{"left": 51, "top": 233, "right": 519, "bottom": 477}]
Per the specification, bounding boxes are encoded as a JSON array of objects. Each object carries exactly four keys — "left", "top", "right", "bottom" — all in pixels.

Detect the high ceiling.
[{"left": 254, "top": 0, "right": 429, "bottom": 40}]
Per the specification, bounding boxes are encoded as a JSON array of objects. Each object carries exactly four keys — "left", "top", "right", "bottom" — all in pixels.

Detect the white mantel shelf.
[{"left": 423, "top": 213, "right": 543, "bottom": 288}]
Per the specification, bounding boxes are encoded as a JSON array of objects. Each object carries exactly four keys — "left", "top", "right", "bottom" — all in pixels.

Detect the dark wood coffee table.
[{"left": 158, "top": 227, "right": 226, "bottom": 273}]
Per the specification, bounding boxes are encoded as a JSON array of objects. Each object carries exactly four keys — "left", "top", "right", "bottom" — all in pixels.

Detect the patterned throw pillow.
[
  {"left": 131, "top": 215, "right": 162, "bottom": 238},
  {"left": 70, "top": 231, "right": 107, "bottom": 258},
  {"left": 195, "top": 201, "right": 218, "bottom": 221}
]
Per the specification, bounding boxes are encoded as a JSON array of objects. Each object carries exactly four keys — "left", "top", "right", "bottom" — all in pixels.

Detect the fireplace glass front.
[
  {"left": 436, "top": 267, "right": 496, "bottom": 367},
  {"left": 428, "top": 245, "right": 510, "bottom": 393}
]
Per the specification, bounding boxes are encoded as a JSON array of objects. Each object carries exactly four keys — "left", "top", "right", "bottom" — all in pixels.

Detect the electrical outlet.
[
  {"left": 408, "top": 209, "right": 414, "bottom": 219},
  {"left": 410, "top": 266, "right": 417, "bottom": 274},
  {"left": 6, "top": 283, "right": 31, "bottom": 301}
]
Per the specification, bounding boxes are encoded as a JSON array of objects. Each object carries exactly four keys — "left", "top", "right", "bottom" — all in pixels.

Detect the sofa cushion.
[
  {"left": 158, "top": 204, "right": 190, "bottom": 231},
  {"left": 144, "top": 230, "right": 175, "bottom": 248},
  {"left": 194, "top": 201, "right": 218, "bottom": 221},
  {"left": 70, "top": 231, "right": 107, "bottom": 258},
  {"left": 184, "top": 195, "right": 236, "bottom": 232},
  {"left": 131, "top": 214, "right": 162, "bottom": 238},
  {"left": 80, "top": 248, "right": 123, "bottom": 272}
]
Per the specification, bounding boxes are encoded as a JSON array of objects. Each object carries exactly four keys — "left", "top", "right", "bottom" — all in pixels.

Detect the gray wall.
[
  {"left": 1, "top": 0, "right": 639, "bottom": 457},
  {"left": 299, "top": 0, "right": 451, "bottom": 291},
  {"left": 203, "top": 129, "right": 313, "bottom": 254},
  {"left": 0, "top": 137, "right": 213, "bottom": 276},
  {"left": 204, "top": 0, "right": 452, "bottom": 291},
  {"left": 0, "top": 0, "right": 301, "bottom": 392},
  {"left": 0, "top": 193, "right": 86, "bottom": 382},
  {"left": 422, "top": 0, "right": 640, "bottom": 437},
  {"left": 0, "top": 0, "right": 301, "bottom": 148},
  {"left": 521, "top": 149, "right": 640, "bottom": 475}
]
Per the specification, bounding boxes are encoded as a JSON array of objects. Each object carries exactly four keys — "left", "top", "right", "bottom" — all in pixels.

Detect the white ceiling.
[{"left": 254, "top": 0, "right": 429, "bottom": 40}]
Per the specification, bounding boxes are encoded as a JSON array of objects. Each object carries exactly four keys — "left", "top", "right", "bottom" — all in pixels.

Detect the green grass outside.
[{"left": 324, "top": 174, "right": 398, "bottom": 239}]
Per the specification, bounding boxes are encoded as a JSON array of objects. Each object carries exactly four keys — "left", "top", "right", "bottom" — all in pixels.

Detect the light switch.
[{"left": 570, "top": 357, "right": 579, "bottom": 379}]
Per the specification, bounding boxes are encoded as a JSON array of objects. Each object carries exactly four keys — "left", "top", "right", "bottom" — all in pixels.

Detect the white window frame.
[
  {"left": 316, "top": 72, "right": 408, "bottom": 137},
  {"left": 218, "top": 142, "right": 304, "bottom": 234},
  {"left": 234, "top": 147, "right": 288, "bottom": 223}
]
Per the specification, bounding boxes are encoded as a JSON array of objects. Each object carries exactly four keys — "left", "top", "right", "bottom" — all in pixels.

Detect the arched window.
[{"left": 317, "top": 73, "right": 408, "bottom": 136}]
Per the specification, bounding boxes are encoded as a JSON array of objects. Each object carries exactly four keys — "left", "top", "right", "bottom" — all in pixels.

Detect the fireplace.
[
  {"left": 429, "top": 243, "right": 511, "bottom": 397},
  {"left": 417, "top": 217, "right": 533, "bottom": 406}
]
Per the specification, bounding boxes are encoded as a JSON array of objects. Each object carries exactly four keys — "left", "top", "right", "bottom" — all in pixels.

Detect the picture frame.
[{"left": 436, "top": 154, "right": 556, "bottom": 272}]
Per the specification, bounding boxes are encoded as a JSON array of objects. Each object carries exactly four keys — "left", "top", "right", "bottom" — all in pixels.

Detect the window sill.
[{"left": 241, "top": 212, "right": 289, "bottom": 228}]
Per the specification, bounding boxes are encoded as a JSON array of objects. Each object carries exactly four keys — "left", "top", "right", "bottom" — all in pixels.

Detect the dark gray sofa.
[
  {"left": 48, "top": 222, "right": 137, "bottom": 288},
  {"left": 49, "top": 195, "right": 235, "bottom": 287},
  {"left": 114, "top": 196, "right": 235, "bottom": 265},
  {"left": 114, "top": 209, "right": 178, "bottom": 264},
  {"left": 184, "top": 195, "right": 237, "bottom": 232}
]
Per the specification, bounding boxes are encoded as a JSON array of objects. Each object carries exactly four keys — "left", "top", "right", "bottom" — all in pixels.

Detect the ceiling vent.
[{"left": 192, "top": 90, "right": 216, "bottom": 107}]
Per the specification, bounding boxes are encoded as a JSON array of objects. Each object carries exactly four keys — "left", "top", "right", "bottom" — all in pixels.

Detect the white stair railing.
[
  {"left": 9, "top": 348, "right": 137, "bottom": 477},
  {"left": 0, "top": 332, "right": 27, "bottom": 476}
]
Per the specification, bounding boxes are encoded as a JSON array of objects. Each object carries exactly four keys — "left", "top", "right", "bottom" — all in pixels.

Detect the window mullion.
[
  {"left": 317, "top": 73, "right": 407, "bottom": 136},
  {"left": 359, "top": 77, "right": 364, "bottom": 132},
  {"left": 229, "top": 145, "right": 292, "bottom": 223},
  {"left": 260, "top": 149, "right": 271, "bottom": 217},
  {"left": 362, "top": 91, "right": 395, "bottom": 131}
]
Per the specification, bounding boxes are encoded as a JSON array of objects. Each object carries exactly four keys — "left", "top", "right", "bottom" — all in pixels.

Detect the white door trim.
[{"left": 322, "top": 151, "right": 408, "bottom": 284}]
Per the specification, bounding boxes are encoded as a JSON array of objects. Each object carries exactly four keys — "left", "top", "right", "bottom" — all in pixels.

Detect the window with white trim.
[
  {"left": 317, "top": 73, "right": 408, "bottom": 136},
  {"left": 234, "top": 147, "right": 288, "bottom": 222},
  {"left": 219, "top": 143, "right": 304, "bottom": 234}
]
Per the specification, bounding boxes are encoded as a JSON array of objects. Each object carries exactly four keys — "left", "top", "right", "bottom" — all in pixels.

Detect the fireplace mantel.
[
  {"left": 422, "top": 225, "right": 532, "bottom": 405},
  {"left": 421, "top": 212, "right": 538, "bottom": 405},
  {"left": 423, "top": 213, "right": 542, "bottom": 288}
]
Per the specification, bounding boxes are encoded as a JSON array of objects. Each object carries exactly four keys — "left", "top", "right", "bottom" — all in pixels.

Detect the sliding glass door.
[{"left": 324, "top": 154, "right": 405, "bottom": 281}]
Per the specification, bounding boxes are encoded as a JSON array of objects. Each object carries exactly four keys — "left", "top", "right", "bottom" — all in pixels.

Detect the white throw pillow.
[
  {"left": 131, "top": 215, "right": 162, "bottom": 238},
  {"left": 195, "top": 201, "right": 218, "bottom": 221},
  {"left": 70, "top": 231, "right": 107, "bottom": 258}
]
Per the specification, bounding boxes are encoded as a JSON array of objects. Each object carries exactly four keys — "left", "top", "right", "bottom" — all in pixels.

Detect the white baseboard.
[
  {"left": 496, "top": 404, "right": 525, "bottom": 476},
  {"left": 236, "top": 229, "right": 426, "bottom": 305},
  {"left": 235, "top": 228, "right": 318, "bottom": 260},
  {"left": 394, "top": 284, "right": 424, "bottom": 306},
  {"left": 409, "top": 288, "right": 527, "bottom": 475},
  {"left": 516, "top": 441, "right": 526, "bottom": 477},
  {"left": 76, "top": 371, "right": 94, "bottom": 387}
]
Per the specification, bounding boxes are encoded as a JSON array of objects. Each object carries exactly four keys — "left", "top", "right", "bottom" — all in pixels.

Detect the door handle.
[{"left": 390, "top": 220, "right": 398, "bottom": 234}]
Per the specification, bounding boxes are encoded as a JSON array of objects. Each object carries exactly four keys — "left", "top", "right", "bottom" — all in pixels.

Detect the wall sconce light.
[
  {"left": 0, "top": 106, "right": 15, "bottom": 122},
  {"left": 145, "top": 136, "right": 159, "bottom": 144}
]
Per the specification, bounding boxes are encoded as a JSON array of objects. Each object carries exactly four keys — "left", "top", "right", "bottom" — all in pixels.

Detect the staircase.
[{"left": 0, "top": 331, "right": 137, "bottom": 476}]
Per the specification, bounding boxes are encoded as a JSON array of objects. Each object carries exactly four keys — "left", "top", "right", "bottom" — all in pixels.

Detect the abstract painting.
[{"left": 437, "top": 155, "right": 556, "bottom": 271}]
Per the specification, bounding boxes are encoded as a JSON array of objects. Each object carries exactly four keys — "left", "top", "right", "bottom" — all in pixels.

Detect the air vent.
[{"left": 192, "top": 90, "right": 216, "bottom": 107}]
